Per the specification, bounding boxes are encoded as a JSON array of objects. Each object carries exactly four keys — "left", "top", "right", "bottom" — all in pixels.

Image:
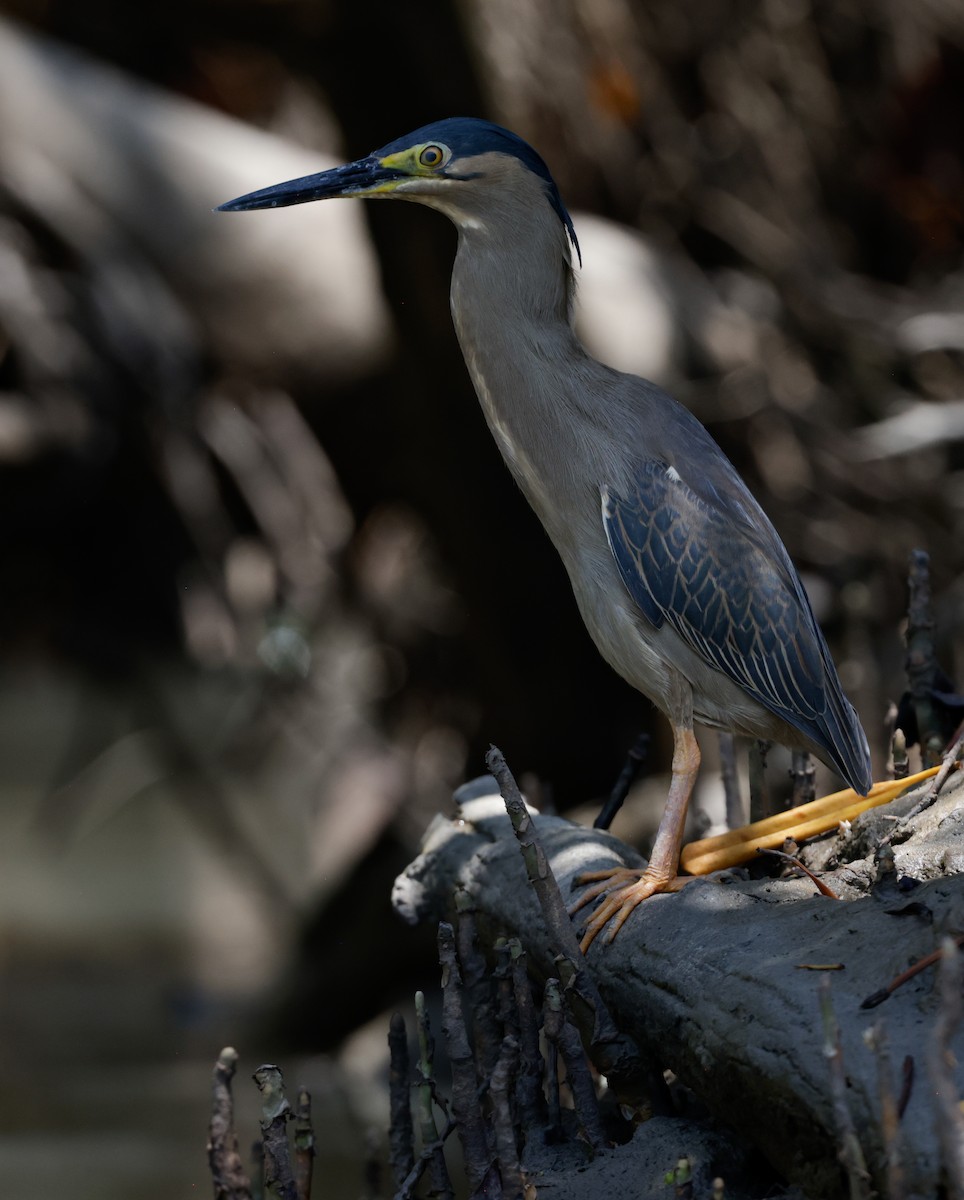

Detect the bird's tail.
[{"left": 816, "top": 657, "right": 873, "bottom": 796}]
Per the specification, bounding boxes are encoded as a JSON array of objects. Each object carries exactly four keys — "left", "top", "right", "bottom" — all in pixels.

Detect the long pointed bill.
[{"left": 217, "top": 155, "right": 405, "bottom": 212}]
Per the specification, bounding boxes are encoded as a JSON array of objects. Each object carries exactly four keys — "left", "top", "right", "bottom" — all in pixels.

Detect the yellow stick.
[{"left": 680, "top": 766, "right": 941, "bottom": 876}]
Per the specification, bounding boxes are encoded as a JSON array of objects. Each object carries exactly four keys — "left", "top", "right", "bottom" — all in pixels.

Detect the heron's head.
[{"left": 218, "top": 117, "right": 580, "bottom": 264}]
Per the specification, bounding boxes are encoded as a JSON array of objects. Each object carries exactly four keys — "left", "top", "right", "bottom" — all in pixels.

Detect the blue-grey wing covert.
[{"left": 602, "top": 458, "right": 869, "bottom": 791}]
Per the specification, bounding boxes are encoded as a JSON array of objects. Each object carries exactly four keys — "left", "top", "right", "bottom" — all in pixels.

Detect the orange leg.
[{"left": 574, "top": 723, "right": 701, "bottom": 951}]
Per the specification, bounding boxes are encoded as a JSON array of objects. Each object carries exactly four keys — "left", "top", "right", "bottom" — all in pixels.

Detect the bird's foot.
[{"left": 571, "top": 867, "right": 691, "bottom": 953}]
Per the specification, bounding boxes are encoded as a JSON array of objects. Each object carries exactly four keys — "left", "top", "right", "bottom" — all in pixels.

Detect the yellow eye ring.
[{"left": 418, "top": 144, "right": 446, "bottom": 168}]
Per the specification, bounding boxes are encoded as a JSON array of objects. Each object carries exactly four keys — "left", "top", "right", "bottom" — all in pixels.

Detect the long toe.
[
  {"left": 577, "top": 872, "right": 690, "bottom": 952},
  {"left": 569, "top": 866, "right": 645, "bottom": 916}
]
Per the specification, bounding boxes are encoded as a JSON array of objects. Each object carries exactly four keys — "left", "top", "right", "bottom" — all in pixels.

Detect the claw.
[
  {"left": 569, "top": 866, "right": 645, "bottom": 917},
  {"left": 574, "top": 722, "right": 698, "bottom": 951},
  {"left": 572, "top": 867, "right": 690, "bottom": 952}
]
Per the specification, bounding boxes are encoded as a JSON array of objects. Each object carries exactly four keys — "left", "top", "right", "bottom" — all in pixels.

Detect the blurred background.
[{"left": 0, "top": 0, "right": 961, "bottom": 1195}]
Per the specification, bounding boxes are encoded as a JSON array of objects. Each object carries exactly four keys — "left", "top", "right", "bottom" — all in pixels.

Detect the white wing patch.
[
  {"left": 599, "top": 484, "right": 621, "bottom": 562},
  {"left": 665, "top": 464, "right": 682, "bottom": 483}
]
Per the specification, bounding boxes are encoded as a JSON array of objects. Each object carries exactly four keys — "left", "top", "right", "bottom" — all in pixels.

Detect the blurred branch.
[
  {"left": 905, "top": 549, "right": 943, "bottom": 766},
  {"left": 208, "top": 1047, "right": 254, "bottom": 1200},
  {"left": 856, "top": 399, "right": 964, "bottom": 460},
  {"left": 927, "top": 939, "right": 964, "bottom": 1199}
]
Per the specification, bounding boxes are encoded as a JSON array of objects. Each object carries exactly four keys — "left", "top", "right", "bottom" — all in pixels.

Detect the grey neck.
[{"left": 447, "top": 214, "right": 595, "bottom": 524}]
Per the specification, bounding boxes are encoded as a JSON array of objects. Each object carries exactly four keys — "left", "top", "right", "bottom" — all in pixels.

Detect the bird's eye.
[{"left": 418, "top": 144, "right": 446, "bottom": 168}]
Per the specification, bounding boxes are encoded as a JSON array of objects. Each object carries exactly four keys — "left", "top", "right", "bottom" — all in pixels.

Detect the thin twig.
[
  {"left": 860, "top": 933, "right": 964, "bottom": 1009},
  {"left": 543, "top": 978, "right": 607, "bottom": 1153},
  {"left": 388, "top": 1012, "right": 415, "bottom": 1190},
  {"left": 251, "top": 1141, "right": 265, "bottom": 1200},
  {"left": 927, "top": 938, "right": 964, "bottom": 1198},
  {"left": 252, "top": 1065, "right": 298, "bottom": 1200},
  {"left": 544, "top": 1031, "right": 563, "bottom": 1144},
  {"left": 719, "top": 732, "right": 744, "bottom": 830},
  {"left": 593, "top": 731, "right": 650, "bottom": 829},
  {"left": 818, "top": 978, "right": 872, "bottom": 1200},
  {"left": 863, "top": 1022, "right": 904, "bottom": 1200},
  {"left": 438, "top": 922, "right": 501, "bottom": 1198},
  {"left": 293, "top": 1088, "right": 314, "bottom": 1200},
  {"left": 489, "top": 1035, "right": 525, "bottom": 1197},
  {"left": 790, "top": 750, "right": 816, "bottom": 808},
  {"left": 891, "top": 727, "right": 909, "bottom": 781},
  {"left": 413, "top": 991, "right": 454, "bottom": 1200},
  {"left": 393, "top": 1120, "right": 457, "bottom": 1200},
  {"left": 485, "top": 745, "right": 649, "bottom": 1104},
  {"left": 455, "top": 894, "right": 502, "bottom": 1077},
  {"left": 508, "top": 939, "right": 548, "bottom": 1133},
  {"left": 757, "top": 847, "right": 838, "bottom": 898},
  {"left": 493, "top": 938, "right": 519, "bottom": 1043},
  {"left": 898, "top": 728, "right": 964, "bottom": 825},
  {"left": 905, "top": 549, "right": 942, "bottom": 766},
  {"left": 897, "top": 1057, "right": 915, "bottom": 1120},
  {"left": 362, "top": 1128, "right": 381, "bottom": 1200},
  {"left": 749, "top": 739, "right": 772, "bottom": 821},
  {"left": 207, "top": 1047, "right": 254, "bottom": 1200}
]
